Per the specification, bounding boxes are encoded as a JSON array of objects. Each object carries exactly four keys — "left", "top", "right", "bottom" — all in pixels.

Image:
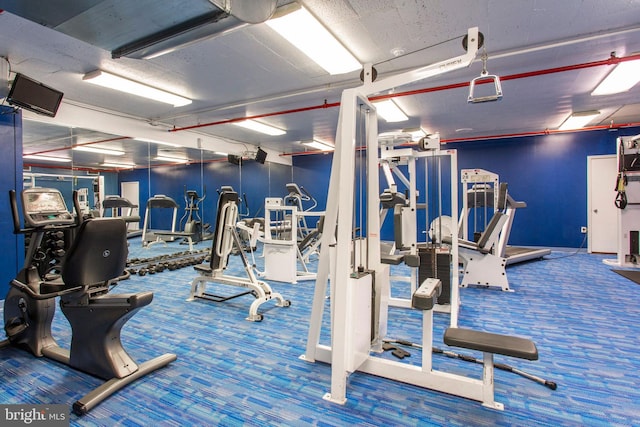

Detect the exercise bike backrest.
[{"left": 61, "top": 217, "right": 128, "bottom": 288}]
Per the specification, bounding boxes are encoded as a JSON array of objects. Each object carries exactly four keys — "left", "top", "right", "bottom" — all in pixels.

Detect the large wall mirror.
[{"left": 21, "top": 119, "right": 294, "bottom": 258}]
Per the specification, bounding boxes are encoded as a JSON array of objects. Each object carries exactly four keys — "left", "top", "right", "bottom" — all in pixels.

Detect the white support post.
[
  {"left": 449, "top": 150, "right": 460, "bottom": 328},
  {"left": 325, "top": 88, "right": 360, "bottom": 404},
  {"left": 481, "top": 352, "right": 503, "bottom": 410},
  {"left": 303, "top": 104, "right": 345, "bottom": 362}
]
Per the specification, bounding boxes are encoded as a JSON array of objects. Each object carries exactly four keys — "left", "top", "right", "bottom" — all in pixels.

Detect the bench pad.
[
  {"left": 381, "top": 253, "right": 404, "bottom": 265},
  {"left": 444, "top": 327, "right": 538, "bottom": 360}
]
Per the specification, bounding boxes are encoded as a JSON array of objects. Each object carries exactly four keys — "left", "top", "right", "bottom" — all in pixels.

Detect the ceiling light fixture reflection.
[
  {"left": 402, "top": 127, "right": 427, "bottom": 140},
  {"left": 83, "top": 70, "right": 192, "bottom": 107},
  {"left": 301, "top": 140, "right": 335, "bottom": 151},
  {"left": 266, "top": 4, "right": 361, "bottom": 75},
  {"left": 154, "top": 155, "right": 189, "bottom": 163},
  {"left": 232, "top": 119, "right": 286, "bottom": 136},
  {"left": 373, "top": 99, "right": 409, "bottom": 122},
  {"left": 24, "top": 154, "right": 72, "bottom": 163},
  {"left": 101, "top": 162, "right": 136, "bottom": 169},
  {"left": 558, "top": 111, "right": 600, "bottom": 131},
  {"left": 73, "top": 145, "right": 125, "bottom": 155},
  {"left": 134, "top": 137, "right": 180, "bottom": 147}
]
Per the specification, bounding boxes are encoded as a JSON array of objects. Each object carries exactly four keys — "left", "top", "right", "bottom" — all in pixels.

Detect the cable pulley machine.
[{"left": 301, "top": 27, "right": 546, "bottom": 411}]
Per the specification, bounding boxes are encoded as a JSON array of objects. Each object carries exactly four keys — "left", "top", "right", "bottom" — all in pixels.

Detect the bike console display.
[{"left": 22, "top": 188, "right": 74, "bottom": 227}]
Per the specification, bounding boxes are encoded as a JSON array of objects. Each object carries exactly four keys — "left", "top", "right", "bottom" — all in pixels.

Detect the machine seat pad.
[
  {"left": 443, "top": 237, "right": 490, "bottom": 254},
  {"left": 194, "top": 264, "right": 213, "bottom": 274},
  {"left": 92, "top": 291, "right": 154, "bottom": 309},
  {"left": 381, "top": 253, "right": 404, "bottom": 265},
  {"left": 444, "top": 327, "right": 538, "bottom": 360}
]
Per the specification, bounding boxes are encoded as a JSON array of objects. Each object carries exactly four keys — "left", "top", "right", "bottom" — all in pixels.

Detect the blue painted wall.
[
  {"left": 0, "top": 107, "right": 23, "bottom": 297},
  {"left": 446, "top": 128, "right": 633, "bottom": 247},
  {"left": 292, "top": 127, "right": 639, "bottom": 248}
]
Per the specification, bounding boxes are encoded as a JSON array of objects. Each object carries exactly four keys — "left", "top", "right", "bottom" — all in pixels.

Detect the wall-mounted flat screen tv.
[
  {"left": 7, "top": 73, "right": 64, "bottom": 117},
  {"left": 255, "top": 148, "right": 267, "bottom": 164},
  {"left": 228, "top": 154, "right": 242, "bottom": 165}
]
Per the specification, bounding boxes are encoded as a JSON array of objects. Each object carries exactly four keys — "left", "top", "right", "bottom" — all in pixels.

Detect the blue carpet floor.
[{"left": 2, "top": 239, "right": 640, "bottom": 426}]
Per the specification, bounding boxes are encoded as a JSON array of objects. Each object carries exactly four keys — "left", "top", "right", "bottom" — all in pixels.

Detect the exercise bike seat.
[{"left": 58, "top": 217, "right": 156, "bottom": 379}]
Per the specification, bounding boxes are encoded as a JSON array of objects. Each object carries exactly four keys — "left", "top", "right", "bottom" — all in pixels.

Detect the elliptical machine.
[
  {"left": 179, "top": 186, "right": 211, "bottom": 244},
  {"left": 1, "top": 187, "right": 176, "bottom": 414}
]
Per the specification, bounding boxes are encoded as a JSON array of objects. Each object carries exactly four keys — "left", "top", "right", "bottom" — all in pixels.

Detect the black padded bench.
[
  {"left": 444, "top": 327, "right": 538, "bottom": 360},
  {"left": 443, "top": 327, "right": 538, "bottom": 410},
  {"left": 381, "top": 253, "right": 404, "bottom": 265}
]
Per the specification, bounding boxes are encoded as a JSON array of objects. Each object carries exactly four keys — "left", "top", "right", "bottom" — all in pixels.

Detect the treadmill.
[{"left": 498, "top": 194, "right": 551, "bottom": 265}]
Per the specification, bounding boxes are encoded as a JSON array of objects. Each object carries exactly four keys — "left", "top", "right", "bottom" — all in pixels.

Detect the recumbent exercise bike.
[{"left": 1, "top": 187, "right": 176, "bottom": 415}]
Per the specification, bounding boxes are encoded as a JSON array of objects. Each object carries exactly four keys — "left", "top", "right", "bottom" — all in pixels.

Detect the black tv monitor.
[
  {"left": 228, "top": 154, "right": 242, "bottom": 165},
  {"left": 255, "top": 148, "right": 267, "bottom": 164},
  {"left": 7, "top": 73, "right": 64, "bottom": 117}
]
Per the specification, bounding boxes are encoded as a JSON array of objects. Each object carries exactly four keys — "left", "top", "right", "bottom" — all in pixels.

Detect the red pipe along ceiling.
[{"left": 168, "top": 53, "right": 640, "bottom": 135}]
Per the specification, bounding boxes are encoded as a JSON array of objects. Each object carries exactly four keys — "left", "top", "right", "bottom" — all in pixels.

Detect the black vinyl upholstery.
[
  {"left": 61, "top": 218, "right": 128, "bottom": 286},
  {"left": 444, "top": 327, "right": 538, "bottom": 360}
]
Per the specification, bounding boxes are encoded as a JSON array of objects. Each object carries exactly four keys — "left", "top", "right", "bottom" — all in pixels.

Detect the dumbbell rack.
[{"left": 126, "top": 248, "right": 210, "bottom": 276}]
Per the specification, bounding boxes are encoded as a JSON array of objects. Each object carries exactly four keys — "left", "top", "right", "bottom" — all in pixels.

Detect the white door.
[
  {"left": 121, "top": 181, "right": 140, "bottom": 231},
  {"left": 588, "top": 155, "right": 617, "bottom": 253}
]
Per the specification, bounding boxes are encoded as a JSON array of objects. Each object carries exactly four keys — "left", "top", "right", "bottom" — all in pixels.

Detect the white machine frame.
[
  {"left": 300, "top": 28, "right": 525, "bottom": 409},
  {"left": 459, "top": 168, "right": 551, "bottom": 268},
  {"left": 604, "top": 134, "right": 640, "bottom": 268},
  {"left": 188, "top": 191, "right": 290, "bottom": 321},
  {"left": 379, "top": 140, "right": 460, "bottom": 316},
  {"left": 261, "top": 198, "right": 323, "bottom": 283}
]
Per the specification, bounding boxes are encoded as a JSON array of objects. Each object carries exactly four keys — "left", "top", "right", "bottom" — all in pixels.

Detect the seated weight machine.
[
  {"left": 1, "top": 187, "right": 176, "bottom": 414},
  {"left": 261, "top": 190, "right": 324, "bottom": 284},
  {"left": 187, "top": 187, "right": 290, "bottom": 321},
  {"left": 605, "top": 134, "right": 640, "bottom": 267},
  {"left": 458, "top": 169, "right": 551, "bottom": 267},
  {"left": 378, "top": 132, "right": 459, "bottom": 316}
]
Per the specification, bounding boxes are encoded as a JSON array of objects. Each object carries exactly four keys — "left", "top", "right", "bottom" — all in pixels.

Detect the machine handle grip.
[
  {"left": 72, "top": 190, "right": 83, "bottom": 225},
  {"left": 9, "top": 190, "right": 21, "bottom": 234}
]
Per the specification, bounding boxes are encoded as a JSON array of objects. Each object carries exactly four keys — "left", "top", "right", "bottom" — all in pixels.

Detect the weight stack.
[{"left": 418, "top": 244, "right": 451, "bottom": 305}]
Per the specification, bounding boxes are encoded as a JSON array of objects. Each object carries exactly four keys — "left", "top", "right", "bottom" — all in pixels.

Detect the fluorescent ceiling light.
[
  {"left": 302, "top": 140, "right": 334, "bottom": 151},
  {"left": 266, "top": 5, "right": 361, "bottom": 75},
  {"left": 83, "top": 70, "right": 192, "bottom": 107},
  {"left": 134, "top": 137, "right": 180, "bottom": 147},
  {"left": 214, "top": 151, "right": 228, "bottom": 156},
  {"left": 101, "top": 162, "right": 136, "bottom": 169},
  {"left": 232, "top": 119, "right": 286, "bottom": 136},
  {"left": 154, "top": 155, "right": 189, "bottom": 163},
  {"left": 374, "top": 99, "right": 409, "bottom": 122},
  {"left": 558, "top": 111, "right": 600, "bottom": 131},
  {"left": 24, "top": 154, "right": 71, "bottom": 163},
  {"left": 403, "top": 127, "right": 427, "bottom": 140},
  {"left": 73, "top": 145, "right": 125, "bottom": 155},
  {"left": 592, "top": 58, "right": 640, "bottom": 96}
]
